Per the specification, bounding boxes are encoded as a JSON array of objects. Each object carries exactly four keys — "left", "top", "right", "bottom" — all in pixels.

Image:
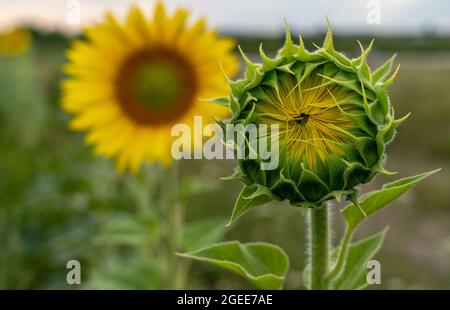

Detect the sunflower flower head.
[
  {"left": 220, "top": 22, "right": 407, "bottom": 208},
  {"left": 61, "top": 2, "right": 238, "bottom": 172},
  {"left": 0, "top": 28, "right": 32, "bottom": 56}
]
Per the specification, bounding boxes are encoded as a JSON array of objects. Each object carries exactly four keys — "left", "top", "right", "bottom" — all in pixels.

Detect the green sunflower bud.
[{"left": 219, "top": 22, "right": 408, "bottom": 210}]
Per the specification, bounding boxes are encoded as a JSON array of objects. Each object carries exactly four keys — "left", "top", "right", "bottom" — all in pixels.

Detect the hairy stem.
[{"left": 309, "top": 204, "right": 329, "bottom": 290}]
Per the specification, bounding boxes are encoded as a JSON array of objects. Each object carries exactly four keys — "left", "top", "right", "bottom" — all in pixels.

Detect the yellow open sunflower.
[
  {"left": 0, "top": 28, "right": 31, "bottom": 56},
  {"left": 62, "top": 2, "right": 238, "bottom": 172}
]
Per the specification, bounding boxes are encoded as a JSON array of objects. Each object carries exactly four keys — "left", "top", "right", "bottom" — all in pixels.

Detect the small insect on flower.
[
  {"left": 61, "top": 2, "right": 238, "bottom": 172},
  {"left": 0, "top": 28, "right": 32, "bottom": 56},
  {"left": 219, "top": 21, "right": 408, "bottom": 208}
]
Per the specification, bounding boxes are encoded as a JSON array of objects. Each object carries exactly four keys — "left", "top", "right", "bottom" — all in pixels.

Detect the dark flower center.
[{"left": 115, "top": 48, "right": 198, "bottom": 125}]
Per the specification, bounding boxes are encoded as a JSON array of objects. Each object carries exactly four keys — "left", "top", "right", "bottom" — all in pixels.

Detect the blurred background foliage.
[{"left": 0, "top": 28, "right": 449, "bottom": 290}]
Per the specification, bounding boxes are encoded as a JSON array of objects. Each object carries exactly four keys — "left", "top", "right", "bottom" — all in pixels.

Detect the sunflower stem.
[
  {"left": 308, "top": 203, "right": 330, "bottom": 290},
  {"left": 167, "top": 160, "right": 186, "bottom": 289}
]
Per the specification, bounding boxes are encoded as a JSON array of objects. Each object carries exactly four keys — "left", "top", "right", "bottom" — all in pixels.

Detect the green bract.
[{"left": 217, "top": 23, "right": 408, "bottom": 210}]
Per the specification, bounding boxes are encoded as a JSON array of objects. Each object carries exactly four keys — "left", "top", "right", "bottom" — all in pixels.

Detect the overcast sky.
[{"left": 1, "top": 0, "right": 449, "bottom": 35}]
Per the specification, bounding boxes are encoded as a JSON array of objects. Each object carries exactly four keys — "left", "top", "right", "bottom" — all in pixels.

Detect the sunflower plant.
[
  {"left": 180, "top": 22, "right": 439, "bottom": 290},
  {"left": 61, "top": 2, "right": 237, "bottom": 289},
  {"left": 62, "top": 2, "right": 237, "bottom": 172}
]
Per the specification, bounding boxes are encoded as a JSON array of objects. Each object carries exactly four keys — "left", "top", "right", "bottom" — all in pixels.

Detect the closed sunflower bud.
[{"left": 219, "top": 22, "right": 409, "bottom": 209}]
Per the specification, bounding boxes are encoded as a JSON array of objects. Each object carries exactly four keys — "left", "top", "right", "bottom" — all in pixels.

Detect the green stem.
[
  {"left": 167, "top": 161, "right": 185, "bottom": 289},
  {"left": 309, "top": 204, "right": 329, "bottom": 290},
  {"left": 324, "top": 225, "right": 354, "bottom": 287}
]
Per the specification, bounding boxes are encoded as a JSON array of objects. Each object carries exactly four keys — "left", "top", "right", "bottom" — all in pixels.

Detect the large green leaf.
[
  {"left": 303, "top": 229, "right": 386, "bottom": 290},
  {"left": 178, "top": 176, "right": 220, "bottom": 200},
  {"left": 177, "top": 241, "right": 289, "bottom": 290},
  {"left": 330, "top": 229, "right": 386, "bottom": 290},
  {"left": 182, "top": 218, "right": 227, "bottom": 252},
  {"left": 94, "top": 213, "right": 160, "bottom": 246},
  {"left": 342, "top": 169, "right": 440, "bottom": 229},
  {"left": 227, "top": 185, "right": 275, "bottom": 226}
]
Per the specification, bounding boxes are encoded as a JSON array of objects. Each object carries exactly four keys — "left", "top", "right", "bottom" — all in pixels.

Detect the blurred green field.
[{"left": 0, "top": 29, "right": 449, "bottom": 289}]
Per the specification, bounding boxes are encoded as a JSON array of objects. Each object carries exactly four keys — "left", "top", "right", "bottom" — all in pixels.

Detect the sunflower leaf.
[
  {"left": 330, "top": 229, "right": 387, "bottom": 290},
  {"left": 177, "top": 241, "right": 289, "bottom": 290},
  {"left": 94, "top": 213, "right": 160, "bottom": 246},
  {"left": 342, "top": 169, "right": 440, "bottom": 229},
  {"left": 178, "top": 176, "right": 220, "bottom": 200}
]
